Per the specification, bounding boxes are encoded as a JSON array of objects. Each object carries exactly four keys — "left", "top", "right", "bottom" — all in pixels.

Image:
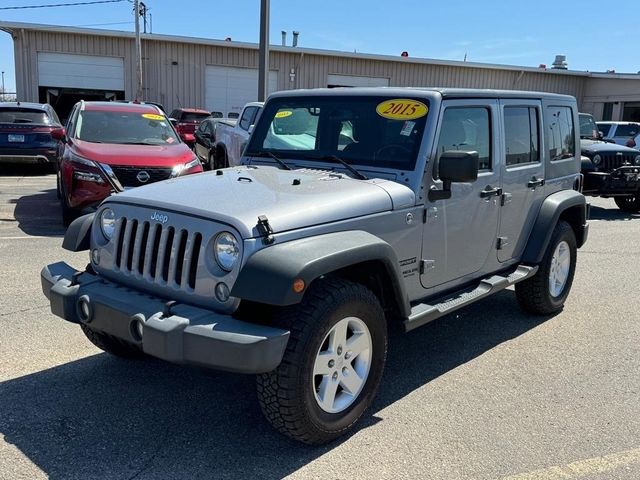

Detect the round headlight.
[
  {"left": 635, "top": 155, "right": 640, "bottom": 166},
  {"left": 100, "top": 208, "right": 116, "bottom": 240},
  {"left": 592, "top": 154, "right": 601, "bottom": 166},
  {"left": 214, "top": 232, "right": 239, "bottom": 271}
]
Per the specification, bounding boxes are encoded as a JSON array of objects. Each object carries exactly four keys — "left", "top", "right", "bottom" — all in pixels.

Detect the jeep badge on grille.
[{"left": 150, "top": 212, "right": 168, "bottom": 224}]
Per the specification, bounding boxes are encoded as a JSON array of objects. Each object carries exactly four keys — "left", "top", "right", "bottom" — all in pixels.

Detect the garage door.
[
  {"left": 327, "top": 74, "right": 390, "bottom": 88},
  {"left": 38, "top": 53, "right": 125, "bottom": 90},
  {"left": 205, "top": 66, "right": 278, "bottom": 116}
]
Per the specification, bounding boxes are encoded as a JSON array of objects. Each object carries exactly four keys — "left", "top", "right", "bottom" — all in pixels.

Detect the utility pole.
[
  {"left": 134, "top": 0, "right": 143, "bottom": 101},
  {"left": 1, "top": 71, "right": 4, "bottom": 102},
  {"left": 257, "top": 0, "right": 269, "bottom": 102}
]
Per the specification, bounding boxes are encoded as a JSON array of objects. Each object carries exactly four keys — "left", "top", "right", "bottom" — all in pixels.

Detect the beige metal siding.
[{"left": 7, "top": 27, "right": 625, "bottom": 115}]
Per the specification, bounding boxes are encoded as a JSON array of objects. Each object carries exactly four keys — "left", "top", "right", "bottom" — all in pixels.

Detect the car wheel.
[
  {"left": 80, "top": 324, "right": 145, "bottom": 358},
  {"left": 614, "top": 195, "right": 640, "bottom": 213},
  {"left": 256, "top": 278, "right": 387, "bottom": 445},
  {"left": 515, "top": 220, "right": 577, "bottom": 315},
  {"left": 214, "top": 148, "right": 227, "bottom": 170},
  {"left": 60, "top": 184, "right": 81, "bottom": 227}
]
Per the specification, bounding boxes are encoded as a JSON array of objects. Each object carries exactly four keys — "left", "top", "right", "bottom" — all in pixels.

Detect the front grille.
[
  {"left": 114, "top": 217, "right": 202, "bottom": 290},
  {"left": 600, "top": 153, "right": 636, "bottom": 171},
  {"left": 110, "top": 166, "right": 173, "bottom": 187}
]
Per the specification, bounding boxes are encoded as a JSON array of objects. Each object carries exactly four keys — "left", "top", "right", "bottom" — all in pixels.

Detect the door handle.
[
  {"left": 480, "top": 186, "right": 503, "bottom": 198},
  {"left": 527, "top": 177, "right": 545, "bottom": 188}
]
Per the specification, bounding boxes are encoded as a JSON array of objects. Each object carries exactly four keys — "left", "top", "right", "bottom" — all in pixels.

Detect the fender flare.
[
  {"left": 62, "top": 213, "right": 94, "bottom": 252},
  {"left": 522, "top": 190, "right": 588, "bottom": 264},
  {"left": 231, "top": 230, "right": 411, "bottom": 317}
]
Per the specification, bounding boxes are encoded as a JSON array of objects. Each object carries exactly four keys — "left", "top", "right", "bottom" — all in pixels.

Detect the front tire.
[
  {"left": 614, "top": 195, "right": 640, "bottom": 213},
  {"left": 257, "top": 278, "right": 387, "bottom": 445},
  {"left": 515, "top": 220, "right": 577, "bottom": 315}
]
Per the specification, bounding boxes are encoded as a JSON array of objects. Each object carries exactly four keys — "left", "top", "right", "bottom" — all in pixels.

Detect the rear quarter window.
[{"left": 547, "top": 106, "right": 575, "bottom": 161}]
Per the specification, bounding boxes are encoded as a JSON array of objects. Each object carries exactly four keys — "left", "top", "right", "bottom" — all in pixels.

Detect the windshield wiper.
[
  {"left": 246, "top": 151, "right": 292, "bottom": 170},
  {"left": 317, "top": 155, "right": 368, "bottom": 180}
]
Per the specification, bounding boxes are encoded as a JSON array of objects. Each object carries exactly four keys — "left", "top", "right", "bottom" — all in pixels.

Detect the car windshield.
[
  {"left": 579, "top": 114, "right": 599, "bottom": 139},
  {"left": 612, "top": 124, "right": 640, "bottom": 137},
  {"left": 181, "top": 112, "right": 210, "bottom": 122},
  {"left": 246, "top": 96, "right": 429, "bottom": 170},
  {"left": 75, "top": 110, "right": 180, "bottom": 145},
  {"left": 0, "top": 108, "right": 50, "bottom": 124}
]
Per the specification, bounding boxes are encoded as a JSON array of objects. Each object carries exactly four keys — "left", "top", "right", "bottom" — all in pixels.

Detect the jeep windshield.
[
  {"left": 579, "top": 113, "right": 599, "bottom": 140},
  {"left": 246, "top": 96, "right": 429, "bottom": 171}
]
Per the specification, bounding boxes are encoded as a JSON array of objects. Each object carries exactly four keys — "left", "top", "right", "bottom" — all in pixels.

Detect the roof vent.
[
  {"left": 292, "top": 31, "right": 299, "bottom": 47},
  {"left": 552, "top": 55, "right": 568, "bottom": 70}
]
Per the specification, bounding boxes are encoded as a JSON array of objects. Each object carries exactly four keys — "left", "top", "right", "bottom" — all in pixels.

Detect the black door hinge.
[
  {"left": 257, "top": 215, "right": 275, "bottom": 244},
  {"left": 496, "top": 236, "right": 509, "bottom": 250}
]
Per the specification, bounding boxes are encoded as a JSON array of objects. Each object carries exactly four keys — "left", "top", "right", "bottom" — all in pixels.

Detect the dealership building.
[{"left": 2, "top": 21, "right": 640, "bottom": 121}]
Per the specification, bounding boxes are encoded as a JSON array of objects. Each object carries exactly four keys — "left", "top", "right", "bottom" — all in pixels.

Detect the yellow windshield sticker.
[
  {"left": 275, "top": 110, "right": 293, "bottom": 118},
  {"left": 376, "top": 99, "right": 428, "bottom": 120},
  {"left": 142, "top": 113, "right": 165, "bottom": 121}
]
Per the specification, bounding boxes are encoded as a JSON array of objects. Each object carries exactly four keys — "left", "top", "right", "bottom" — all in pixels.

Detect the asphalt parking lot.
[{"left": 1, "top": 166, "right": 639, "bottom": 480}]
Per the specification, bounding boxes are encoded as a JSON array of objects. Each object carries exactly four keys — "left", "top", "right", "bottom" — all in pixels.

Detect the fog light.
[
  {"left": 129, "top": 314, "right": 145, "bottom": 342},
  {"left": 91, "top": 248, "right": 100, "bottom": 265},
  {"left": 215, "top": 282, "right": 230, "bottom": 302},
  {"left": 76, "top": 295, "right": 93, "bottom": 323}
]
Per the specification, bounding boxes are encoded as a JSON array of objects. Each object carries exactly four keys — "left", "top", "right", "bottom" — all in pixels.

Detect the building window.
[{"left": 602, "top": 102, "right": 614, "bottom": 121}]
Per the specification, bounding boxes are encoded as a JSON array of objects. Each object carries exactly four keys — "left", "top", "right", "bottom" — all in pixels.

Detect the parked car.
[
  {"left": 212, "top": 102, "right": 263, "bottom": 167},
  {"left": 42, "top": 88, "right": 588, "bottom": 444},
  {"left": 56, "top": 101, "right": 202, "bottom": 225},
  {"left": 193, "top": 117, "right": 237, "bottom": 170},
  {"left": 580, "top": 113, "right": 640, "bottom": 211},
  {"left": 0, "top": 102, "right": 64, "bottom": 168},
  {"left": 596, "top": 121, "right": 640, "bottom": 149},
  {"left": 168, "top": 108, "right": 211, "bottom": 147}
]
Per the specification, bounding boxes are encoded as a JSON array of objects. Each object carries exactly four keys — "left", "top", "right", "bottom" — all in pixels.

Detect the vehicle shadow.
[
  {"left": 10, "top": 187, "right": 65, "bottom": 238},
  {"left": 589, "top": 205, "right": 639, "bottom": 221},
  {"left": 0, "top": 163, "right": 54, "bottom": 176},
  {"left": 0, "top": 290, "right": 549, "bottom": 479}
]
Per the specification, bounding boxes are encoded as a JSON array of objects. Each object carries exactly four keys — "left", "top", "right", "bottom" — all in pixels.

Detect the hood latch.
[{"left": 257, "top": 215, "right": 275, "bottom": 245}]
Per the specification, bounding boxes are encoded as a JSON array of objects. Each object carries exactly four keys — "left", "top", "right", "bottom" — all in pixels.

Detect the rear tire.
[
  {"left": 80, "top": 324, "right": 145, "bottom": 358},
  {"left": 256, "top": 278, "right": 387, "bottom": 445},
  {"left": 516, "top": 221, "right": 577, "bottom": 315},
  {"left": 614, "top": 195, "right": 640, "bottom": 213}
]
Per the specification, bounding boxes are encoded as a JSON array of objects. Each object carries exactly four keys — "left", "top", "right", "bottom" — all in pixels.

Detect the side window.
[
  {"left": 66, "top": 105, "right": 79, "bottom": 136},
  {"left": 196, "top": 121, "right": 207, "bottom": 133},
  {"left": 547, "top": 106, "right": 575, "bottom": 161},
  {"left": 239, "top": 107, "right": 257, "bottom": 130},
  {"left": 436, "top": 107, "right": 491, "bottom": 171},
  {"left": 504, "top": 107, "right": 539, "bottom": 166},
  {"left": 169, "top": 110, "right": 179, "bottom": 120}
]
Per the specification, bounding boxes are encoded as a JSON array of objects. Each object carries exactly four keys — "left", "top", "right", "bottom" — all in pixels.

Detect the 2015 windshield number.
[{"left": 383, "top": 102, "right": 418, "bottom": 116}]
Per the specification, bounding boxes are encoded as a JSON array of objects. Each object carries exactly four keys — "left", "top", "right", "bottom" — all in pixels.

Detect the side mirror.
[
  {"left": 181, "top": 133, "right": 195, "bottom": 144},
  {"left": 248, "top": 124, "right": 255, "bottom": 134},
  {"left": 597, "top": 131, "right": 604, "bottom": 140},
  {"left": 169, "top": 118, "right": 178, "bottom": 127},
  {"left": 51, "top": 127, "right": 66, "bottom": 142},
  {"left": 429, "top": 151, "right": 479, "bottom": 201}
]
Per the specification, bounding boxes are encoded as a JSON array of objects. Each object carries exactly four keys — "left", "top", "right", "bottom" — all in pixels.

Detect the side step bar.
[{"left": 403, "top": 265, "right": 538, "bottom": 332}]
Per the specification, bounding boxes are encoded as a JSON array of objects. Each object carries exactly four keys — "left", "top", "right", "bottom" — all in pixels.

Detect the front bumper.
[
  {"left": 41, "top": 262, "right": 289, "bottom": 374},
  {"left": 583, "top": 166, "right": 640, "bottom": 195}
]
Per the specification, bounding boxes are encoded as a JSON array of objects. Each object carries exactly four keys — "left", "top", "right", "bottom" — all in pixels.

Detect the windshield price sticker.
[
  {"left": 142, "top": 113, "right": 165, "bottom": 121},
  {"left": 376, "top": 99, "right": 428, "bottom": 120},
  {"left": 275, "top": 110, "right": 293, "bottom": 118}
]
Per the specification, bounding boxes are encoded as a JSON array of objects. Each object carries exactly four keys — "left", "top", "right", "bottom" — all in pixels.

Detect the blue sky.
[{"left": 1, "top": 0, "right": 638, "bottom": 93}]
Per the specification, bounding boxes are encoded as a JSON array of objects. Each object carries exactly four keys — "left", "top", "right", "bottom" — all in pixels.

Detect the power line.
[{"left": 0, "top": 0, "right": 126, "bottom": 10}]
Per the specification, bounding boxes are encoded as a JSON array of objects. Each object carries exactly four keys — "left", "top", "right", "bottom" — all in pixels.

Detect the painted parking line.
[{"left": 502, "top": 447, "right": 640, "bottom": 479}]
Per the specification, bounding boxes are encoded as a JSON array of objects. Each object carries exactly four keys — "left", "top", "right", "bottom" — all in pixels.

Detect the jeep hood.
[
  {"left": 580, "top": 139, "right": 639, "bottom": 155},
  {"left": 107, "top": 166, "right": 415, "bottom": 238}
]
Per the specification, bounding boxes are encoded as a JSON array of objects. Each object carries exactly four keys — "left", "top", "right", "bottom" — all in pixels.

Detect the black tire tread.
[
  {"left": 256, "top": 278, "right": 385, "bottom": 445},
  {"left": 515, "top": 221, "right": 576, "bottom": 315},
  {"left": 614, "top": 195, "right": 640, "bottom": 213}
]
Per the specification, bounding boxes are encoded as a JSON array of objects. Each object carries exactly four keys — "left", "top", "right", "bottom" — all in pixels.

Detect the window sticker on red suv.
[{"left": 142, "top": 113, "right": 165, "bottom": 121}]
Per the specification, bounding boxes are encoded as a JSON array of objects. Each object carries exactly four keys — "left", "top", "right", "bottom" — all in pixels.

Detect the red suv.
[
  {"left": 168, "top": 108, "right": 211, "bottom": 147},
  {"left": 56, "top": 101, "right": 203, "bottom": 226}
]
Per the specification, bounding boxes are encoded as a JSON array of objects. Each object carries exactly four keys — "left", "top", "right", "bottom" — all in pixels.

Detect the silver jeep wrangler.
[{"left": 42, "top": 88, "right": 589, "bottom": 444}]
